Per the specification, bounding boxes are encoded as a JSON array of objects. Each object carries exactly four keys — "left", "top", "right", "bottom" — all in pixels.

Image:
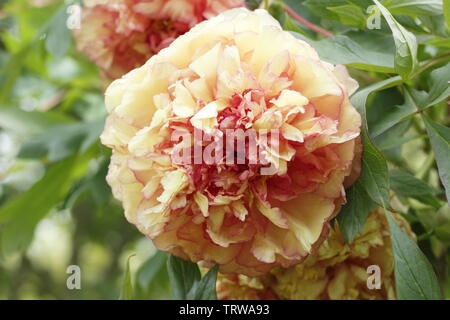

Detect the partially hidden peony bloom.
[
  {"left": 101, "top": 8, "right": 362, "bottom": 276},
  {"left": 74, "top": 0, "right": 244, "bottom": 80},
  {"left": 217, "top": 208, "right": 416, "bottom": 300}
]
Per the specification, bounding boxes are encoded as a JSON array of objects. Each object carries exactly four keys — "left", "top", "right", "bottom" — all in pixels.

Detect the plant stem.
[
  {"left": 284, "top": 5, "right": 332, "bottom": 38},
  {"left": 410, "top": 52, "right": 450, "bottom": 79}
]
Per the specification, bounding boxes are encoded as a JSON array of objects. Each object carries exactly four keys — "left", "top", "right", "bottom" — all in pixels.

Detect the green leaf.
[
  {"left": 167, "top": 255, "right": 201, "bottom": 300},
  {"left": 373, "top": 0, "right": 418, "bottom": 79},
  {"left": 186, "top": 265, "right": 219, "bottom": 300},
  {"left": 384, "top": 0, "right": 443, "bottom": 16},
  {"left": 137, "top": 251, "right": 168, "bottom": 292},
  {"left": 45, "top": 4, "right": 71, "bottom": 58},
  {"left": 422, "top": 115, "right": 450, "bottom": 205},
  {"left": 444, "top": 0, "right": 450, "bottom": 29},
  {"left": 0, "top": 156, "right": 77, "bottom": 255},
  {"left": 390, "top": 170, "right": 439, "bottom": 197},
  {"left": 386, "top": 212, "right": 441, "bottom": 300},
  {"left": 425, "top": 62, "right": 450, "bottom": 108},
  {"left": 18, "top": 118, "right": 104, "bottom": 162},
  {"left": 360, "top": 130, "right": 390, "bottom": 208},
  {"left": 0, "top": 106, "right": 73, "bottom": 135},
  {"left": 351, "top": 75, "right": 403, "bottom": 126},
  {"left": 119, "top": 255, "right": 135, "bottom": 300},
  {"left": 295, "top": 34, "right": 395, "bottom": 73},
  {"left": 245, "top": 0, "right": 262, "bottom": 10},
  {"left": 327, "top": 5, "right": 367, "bottom": 29},
  {"left": 337, "top": 181, "right": 377, "bottom": 244}
]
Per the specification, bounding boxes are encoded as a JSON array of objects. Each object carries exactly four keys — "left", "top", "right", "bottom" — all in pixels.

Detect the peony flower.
[
  {"left": 74, "top": 0, "right": 244, "bottom": 80},
  {"left": 101, "top": 8, "right": 361, "bottom": 276},
  {"left": 217, "top": 208, "right": 416, "bottom": 300}
]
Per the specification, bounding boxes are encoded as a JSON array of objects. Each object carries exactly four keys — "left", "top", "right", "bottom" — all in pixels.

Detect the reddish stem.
[{"left": 284, "top": 5, "right": 333, "bottom": 38}]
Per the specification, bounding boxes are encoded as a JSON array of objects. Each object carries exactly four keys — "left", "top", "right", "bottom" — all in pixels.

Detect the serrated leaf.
[
  {"left": 373, "top": 0, "right": 418, "bottom": 79},
  {"left": 390, "top": 170, "right": 439, "bottom": 197},
  {"left": 386, "top": 212, "right": 441, "bottom": 300},
  {"left": 119, "top": 255, "right": 135, "bottom": 300},
  {"left": 360, "top": 130, "right": 390, "bottom": 208},
  {"left": 167, "top": 255, "right": 201, "bottom": 300},
  {"left": 384, "top": 0, "right": 443, "bottom": 16},
  {"left": 338, "top": 181, "right": 376, "bottom": 244},
  {"left": 422, "top": 115, "right": 450, "bottom": 205},
  {"left": 186, "top": 265, "right": 219, "bottom": 300}
]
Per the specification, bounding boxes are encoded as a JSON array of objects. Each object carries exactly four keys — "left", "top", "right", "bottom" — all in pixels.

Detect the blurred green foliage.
[{"left": 0, "top": 0, "right": 449, "bottom": 300}]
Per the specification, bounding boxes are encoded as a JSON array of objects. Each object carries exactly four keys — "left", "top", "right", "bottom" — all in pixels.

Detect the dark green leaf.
[
  {"left": 422, "top": 115, "right": 450, "bottom": 205},
  {"left": 186, "top": 265, "right": 219, "bottom": 300},
  {"left": 387, "top": 212, "right": 441, "bottom": 300},
  {"left": 245, "top": 0, "right": 262, "bottom": 10},
  {"left": 360, "top": 130, "right": 390, "bottom": 208},
  {"left": 119, "top": 255, "right": 135, "bottom": 300},
  {"left": 373, "top": 0, "right": 418, "bottom": 79},
  {"left": 167, "top": 255, "right": 201, "bottom": 300},
  {"left": 337, "top": 181, "right": 376, "bottom": 244},
  {"left": 390, "top": 170, "right": 439, "bottom": 197}
]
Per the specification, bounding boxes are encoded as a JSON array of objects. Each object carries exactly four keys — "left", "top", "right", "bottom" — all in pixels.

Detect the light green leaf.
[
  {"left": 422, "top": 115, "right": 450, "bottom": 205},
  {"left": 386, "top": 212, "right": 441, "bottom": 300},
  {"left": 337, "top": 181, "right": 376, "bottom": 244},
  {"left": 360, "top": 130, "right": 390, "bottom": 208},
  {"left": 384, "top": 0, "right": 443, "bottom": 16},
  {"left": 119, "top": 255, "right": 135, "bottom": 300},
  {"left": 327, "top": 5, "right": 367, "bottom": 28},
  {"left": 0, "top": 156, "right": 77, "bottom": 255},
  {"left": 444, "top": 0, "right": 450, "bottom": 29},
  {"left": 0, "top": 106, "right": 73, "bottom": 135},
  {"left": 45, "top": 4, "right": 71, "bottom": 58},
  {"left": 167, "top": 255, "right": 201, "bottom": 300},
  {"left": 390, "top": 170, "right": 439, "bottom": 197},
  {"left": 373, "top": 0, "right": 418, "bottom": 79},
  {"left": 425, "top": 62, "right": 450, "bottom": 108},
  {"left": 18, "top": 118, "right": 104, "bottom": 162},
  {"left": 186, "top": 265, "right": 219, "bottom": 300}
]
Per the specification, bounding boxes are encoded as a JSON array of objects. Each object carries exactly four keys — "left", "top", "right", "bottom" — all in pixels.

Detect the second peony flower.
[{"left": 101, "top": 8, "right": 362, "bottom": 276}]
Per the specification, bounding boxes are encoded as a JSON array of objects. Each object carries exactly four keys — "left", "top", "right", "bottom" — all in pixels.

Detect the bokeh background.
[{"left": 0, "top": 0, "right": 449, "bottom": 299}]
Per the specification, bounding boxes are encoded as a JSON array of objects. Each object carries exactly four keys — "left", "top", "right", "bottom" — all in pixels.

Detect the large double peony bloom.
[
  {"left": 217, "top": 208, "right": 416, "bottom": 300},
  {"left": 74, "top": 0, "right": 244, "bottom": 80},
  {"left": 101, "top": 8, "right": 361, "bottom": 276}
]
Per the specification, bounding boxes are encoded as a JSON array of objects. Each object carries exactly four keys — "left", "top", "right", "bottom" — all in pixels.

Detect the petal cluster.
[
  {"left": 101, "top": 8, "right": 361, "bottom": 276},
  {"left": 217, "top": 208, "right": 415, "bottom": 299},
  {"left": 74, "top": 0, "right": 244, "bottom": 80}
]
